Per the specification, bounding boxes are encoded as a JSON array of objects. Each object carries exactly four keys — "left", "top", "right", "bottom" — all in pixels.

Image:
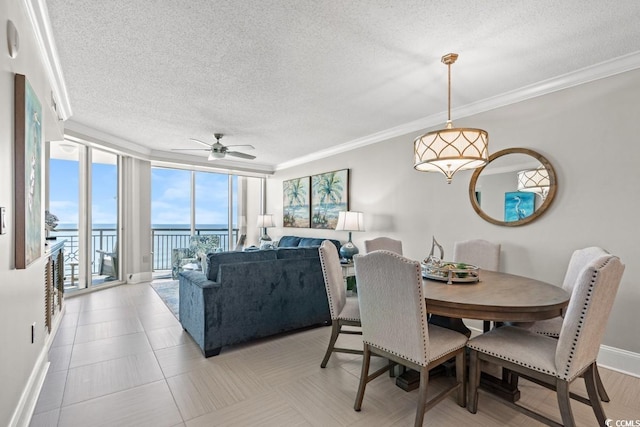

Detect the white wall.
[
  {"left": 267, "top": 68, "right": 640, "bottom": 359},
  {"left": 0, "top": 1, "right": 65, "bottom": 425}
]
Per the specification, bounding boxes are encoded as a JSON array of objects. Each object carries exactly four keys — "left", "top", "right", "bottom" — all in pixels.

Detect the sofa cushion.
[
  {"left": 299, "top": 238, "right": 341, "bottom": 253},
  {"left": 278, "top": 235, "right": 302, "bottom": 247},
  {"left": 206, "top": 250, "right": 277, "bottom": 281},
  {"left": 276, "top": 247, "right": 319, "bottom": 259}
]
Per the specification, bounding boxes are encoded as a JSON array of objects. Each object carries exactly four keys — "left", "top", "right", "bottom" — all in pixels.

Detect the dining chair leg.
[
  {"left": 585, "top": 363, "right": 608, "bottom": 426},
  {"left": 321, "top": 322, "right": 341, "bottom": 368},
  {"left": 455, "top": 351, "right": 466, "bottom": 407},
  {"left": 594, "top": 363, "right": 610, "bottom": 402},
  {"left": 414, "top": 368, "right": 429, "bottom": 427},
  {"left": 354, "top": 344, "right": 371, "bottom": 411},
  {"left": 467, "top": 349, "right": 480, "bottom": 414},
  {"left": 556, "top": 379, "right": 576, "bottom": 427}
]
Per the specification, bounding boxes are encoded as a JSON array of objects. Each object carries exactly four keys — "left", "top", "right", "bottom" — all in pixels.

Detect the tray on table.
[{"left": 421, "top": 261, "right": 480, "bottom": 284}]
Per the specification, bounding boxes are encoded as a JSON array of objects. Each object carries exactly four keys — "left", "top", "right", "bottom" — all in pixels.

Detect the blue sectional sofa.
[{"left": 178, "top": 237, "right": 341, "bottom": 357}]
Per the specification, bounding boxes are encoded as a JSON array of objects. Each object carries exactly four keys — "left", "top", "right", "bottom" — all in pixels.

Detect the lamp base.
[{"left": 339, "top": 241, "right": 359, "bottom": 261}]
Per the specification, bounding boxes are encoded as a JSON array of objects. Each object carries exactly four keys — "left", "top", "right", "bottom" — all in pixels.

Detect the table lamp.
[
  {"left": 334, "top": 211, "right": 364, "bottom": 261},
  {"left": 257, "top": 214, "right": 275, "bottom": 248}
]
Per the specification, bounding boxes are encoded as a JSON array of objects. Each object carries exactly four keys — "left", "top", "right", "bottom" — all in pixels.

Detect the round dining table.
[
  {"left": 422, "top": 269, "right": 571, "bottom": 402},
  {"left": 423, "top": 269, "right": 570, "bottom": 323}
]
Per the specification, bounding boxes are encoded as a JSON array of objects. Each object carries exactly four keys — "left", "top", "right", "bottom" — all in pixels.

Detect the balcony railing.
[{"left": 49, "top": 227, "right": 238, "bottom": 280}]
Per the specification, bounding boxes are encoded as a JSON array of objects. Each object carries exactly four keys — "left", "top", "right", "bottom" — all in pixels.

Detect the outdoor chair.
[
  {"left": 171, "top": 235, "right": 220, "bottom": 279},
  {"left": 96, "top": 241, "right": 117, "bottom": 278}
]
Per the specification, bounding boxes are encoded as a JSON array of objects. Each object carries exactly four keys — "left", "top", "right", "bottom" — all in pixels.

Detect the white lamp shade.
[
  {"left": 517, "top": 168, "right": 550, "bottom": 193},
  {"left": 257, "top": 214, "right": 275, "bottom": 228},
  {"left": 335, "top": 211, "right": 365, "bottom": 232}
]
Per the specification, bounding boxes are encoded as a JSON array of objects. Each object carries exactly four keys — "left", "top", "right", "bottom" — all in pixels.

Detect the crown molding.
[
  {"left": 65, "top": 120, "right": 274, "bottom": 176},
  {"left": 22, "top": 0, "right": 72, "bottom": 120},
  {"left": 276, "top": 50, "right": 640, "bottom": 171}
]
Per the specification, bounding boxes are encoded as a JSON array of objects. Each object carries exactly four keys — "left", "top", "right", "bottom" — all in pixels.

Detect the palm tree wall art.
[
  {"left": 311, "top": 169, "right": 349, "bottom": 229},
  {"left": 283, "top": 177, "right": 310, "bottom": 227}
]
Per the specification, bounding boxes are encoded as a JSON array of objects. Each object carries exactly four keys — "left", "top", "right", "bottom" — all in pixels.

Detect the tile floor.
[{"left": 29, "top": 282, "right": 640, "bottom": 426}]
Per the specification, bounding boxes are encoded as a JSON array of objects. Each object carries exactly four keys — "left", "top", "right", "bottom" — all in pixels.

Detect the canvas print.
[
  {"left": 504, "top": 191, "right": 535, "bottom": 222},
  {"left": 283, "top": 177, "right": 310, "bottom": 227},
  {"left": 311, "top": 169, "right": 349, "bottom": 229},
  {"left": 15, "top": 74, "right": 43, "bottom": 268}
]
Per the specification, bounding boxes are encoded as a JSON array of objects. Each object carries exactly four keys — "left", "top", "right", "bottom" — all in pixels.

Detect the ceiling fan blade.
[
  {"left": 189, "top": 138, "right": 213, "bottom": 147},
  {"left": 225, "top": 144, "right": 255, "bottom": 150},
  {"left": 226, "top": 151, "right": 256, "bottom": 160},
  {"left": 171, "top": 148, "right": 210, "bottom": 151}
]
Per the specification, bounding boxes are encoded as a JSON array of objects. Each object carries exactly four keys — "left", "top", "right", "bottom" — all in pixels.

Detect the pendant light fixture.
[
  {"left": 414, "top": 53, "right": 489, "bottom": 183},
  {"left": 517, "top": 167, "right": 550, "bottom": 201}
]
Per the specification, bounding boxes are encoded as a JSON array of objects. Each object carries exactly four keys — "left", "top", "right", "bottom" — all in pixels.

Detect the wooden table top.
[{"left": 423, "top": 269, "right": 570, "bottom": 322}]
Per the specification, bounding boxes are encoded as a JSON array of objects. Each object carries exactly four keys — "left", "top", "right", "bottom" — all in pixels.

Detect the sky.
[{"left": 49, "top": 157, "right": 237, "bottom": 228}]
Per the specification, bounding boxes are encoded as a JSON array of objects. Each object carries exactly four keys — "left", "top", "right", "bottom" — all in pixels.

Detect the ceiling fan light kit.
[{"left": 413, "top": 53, "right": 489, "bottom": 184}]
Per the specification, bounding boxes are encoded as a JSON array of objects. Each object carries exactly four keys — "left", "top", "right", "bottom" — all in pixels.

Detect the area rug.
[{"left": 150, "top": 280, "right": 179, "bottom": 319}]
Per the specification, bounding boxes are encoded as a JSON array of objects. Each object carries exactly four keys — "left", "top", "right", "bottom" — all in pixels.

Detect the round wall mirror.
[{"left": 469, "top": 148, "right": 557, "bottom": 226}]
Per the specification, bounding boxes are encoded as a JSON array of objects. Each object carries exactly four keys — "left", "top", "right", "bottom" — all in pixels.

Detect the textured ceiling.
[{"left": 46, "top": 0, "right": 640, "bottom": 173}]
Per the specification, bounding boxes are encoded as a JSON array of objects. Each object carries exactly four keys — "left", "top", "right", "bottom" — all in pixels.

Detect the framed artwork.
[
  {"left": 283, "top": 177, "right": 310, "bottom": 228},
  {"left": 15, "top": 74, "right": 43, "bottom": 269},
  {"left": 504, "top": 191, "right": 535, "bottom": 222},
  {"left": 311, "top": 169, "right": 349, "bottom": 229}
]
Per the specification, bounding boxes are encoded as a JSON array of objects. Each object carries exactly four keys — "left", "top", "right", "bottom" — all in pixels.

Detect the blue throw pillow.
[{"left": 278, "top": 236, "right": 302, "bottom": 247}]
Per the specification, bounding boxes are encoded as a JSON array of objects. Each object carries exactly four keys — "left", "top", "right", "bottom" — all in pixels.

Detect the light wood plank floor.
[{"left": 30, "top": 282, "right": 639, "bottom": 426}]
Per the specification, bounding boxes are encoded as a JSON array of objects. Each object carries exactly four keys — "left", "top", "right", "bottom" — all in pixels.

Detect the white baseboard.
[
  {"left": 10, "top": 305, "right": 65, "bottom": 427},
  {"left": 126, "top": 271, "right": 152, "bottom": 284},
  {"left": 598, "top": 345, "right": 640, "bottom": 378}
]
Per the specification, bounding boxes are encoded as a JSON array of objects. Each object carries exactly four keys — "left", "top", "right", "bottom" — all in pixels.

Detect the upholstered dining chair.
[
  {"left": 363, "top": 236, "right": 403, "bottom": 255},
  {"left": 521, "top": 246, "right": 612, "bottom": 402},
  {"left": 353, "top": 250, "right": 468, "bottom": 427},
  {"left": 453, "top": 238, "right": 501, "bottom": 332},
  {"left": 467, "top": 254, "right": 625, "bottom": 426},
  {"left": 318, "top": 240, "right": 362, "bottom": 368}
]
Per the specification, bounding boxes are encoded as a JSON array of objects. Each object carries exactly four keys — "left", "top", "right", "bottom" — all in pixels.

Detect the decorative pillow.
[{"left": 278, "top": 236, "right": 302, "bottom": 247}]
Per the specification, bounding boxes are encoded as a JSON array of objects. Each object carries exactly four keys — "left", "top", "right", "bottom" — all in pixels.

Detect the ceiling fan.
[{"left": 172, "top": 133, "right": 256, "bottom": 160}]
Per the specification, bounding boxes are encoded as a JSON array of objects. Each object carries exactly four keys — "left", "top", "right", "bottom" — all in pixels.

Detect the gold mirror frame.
[{"left": 469, "top": 148, "right": 557, "bottom": 226}]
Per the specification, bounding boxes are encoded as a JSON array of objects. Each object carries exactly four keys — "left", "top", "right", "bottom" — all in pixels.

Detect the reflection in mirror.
[{"left": 469, "top": 148, "right": 556, "bottom": 226}]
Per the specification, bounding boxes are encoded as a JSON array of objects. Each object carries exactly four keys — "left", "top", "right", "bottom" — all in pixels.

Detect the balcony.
[{"left": 48, "top": 227, "right": 238, "bottom": 289}]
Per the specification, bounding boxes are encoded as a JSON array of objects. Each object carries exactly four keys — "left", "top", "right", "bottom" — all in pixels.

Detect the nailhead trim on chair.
[
  {"left": 362, "top": 252, "right": 466, "bottom": 365},
  {"left": 533, "top": 330, "right": 560, "bottom": 337},
  {"left": 360, "top": 251, "right": 430, "bottom": 366},
  {"left": 413, "top": 259, "right": 430, "bottom": 363},
  {"left": 470, "top": 257, "right": 615, "bottom": 382},
  {"left": 466, "top": 341, "right": 558, "bottom": 376},
  {"left": 561, "top": 258, "right": 608, "bottom": 381},
  {"left": 319, "top": 245, "right": 339, "bottom": 320}
]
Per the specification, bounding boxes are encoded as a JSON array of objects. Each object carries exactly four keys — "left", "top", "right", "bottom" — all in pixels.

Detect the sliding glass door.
[
  {"left": 48, "top": 140, "right": 121, "bottom": 290},
  {"left": 91, "top": 149, "right": 120, "bottom": 285}
]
